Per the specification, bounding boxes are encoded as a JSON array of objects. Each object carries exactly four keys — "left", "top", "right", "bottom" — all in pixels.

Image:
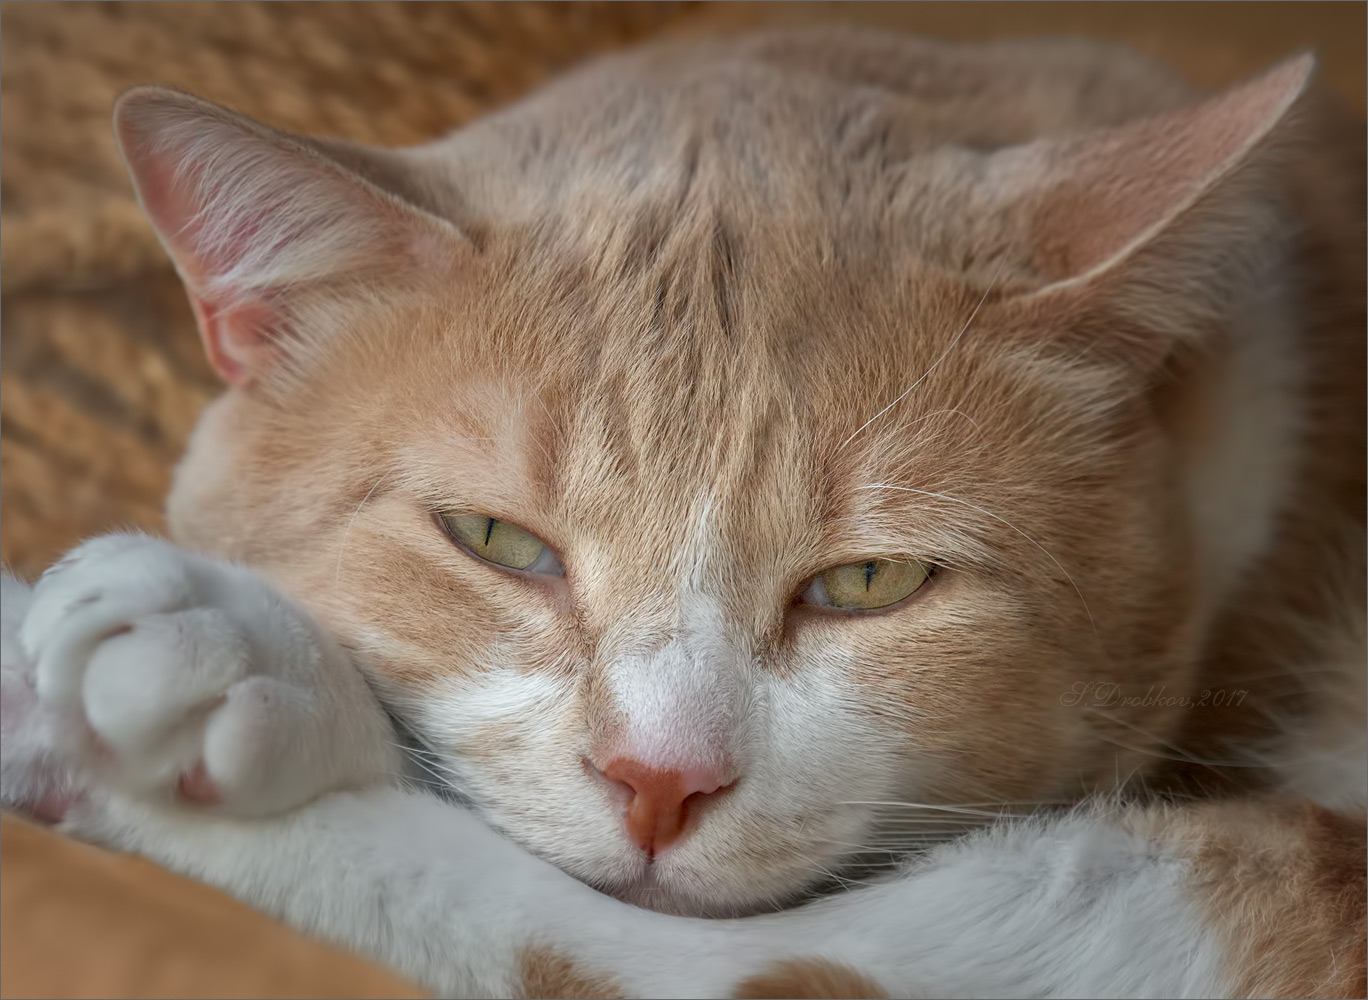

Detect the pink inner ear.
[
  {"left": 118, "top": 119, "right": 280, "bottom": 386},
  {"left": 181, "top": 207, "right": 289, "bottom": 387},
  {"left": 187, "top": 294, "right": 278, "bottom": 387},
  {"left": 118, "top": 95, "right": 380, "bottom": 387},
  {"left": 116, "top": 88, "right": 470, "bottom": 388}
]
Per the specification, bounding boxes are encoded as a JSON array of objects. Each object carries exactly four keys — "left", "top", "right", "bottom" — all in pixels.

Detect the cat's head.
[{"left": 114, "top": 35, "right": 1312, "bottom": 915}]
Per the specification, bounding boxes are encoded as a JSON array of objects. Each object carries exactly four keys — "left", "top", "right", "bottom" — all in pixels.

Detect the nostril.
[
  {"left": 679, "top": 779, "right": 738, "bottom": 827},
  {"left": 683, "top": 785, "right": 724, "bottom": 810}
]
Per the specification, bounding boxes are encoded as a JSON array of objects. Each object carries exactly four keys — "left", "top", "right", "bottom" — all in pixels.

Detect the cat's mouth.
[
  {"left": 576, "top": 835, "right": 859, "bottom": 918},
  {"left": 600, "top": 859, "right": 701, "bottom": 916},
  {"left": 395, "top": 737, "right": 905, "bottom": 916},
  {"left": 585, "top": 805, "right": 991, "bottom": 917}
]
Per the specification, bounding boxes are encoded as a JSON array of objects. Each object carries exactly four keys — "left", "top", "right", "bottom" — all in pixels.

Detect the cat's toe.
[
  {"left": 21, "top": 534, "right": 196, "bottom": 711},
  {"left": 16, "top": 535, "right": 262, "bottom": 803},
  {"left": 79, "top": 606, "right": 251, "bottom": 796}
]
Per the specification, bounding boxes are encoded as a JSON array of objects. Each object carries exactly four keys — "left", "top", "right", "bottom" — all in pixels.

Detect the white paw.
[
  {"left": 9, "top": 534, "right": 399, "bottom": 818},
  {"left": 2, "top": 572, "right": 83, "bottom": 821}
]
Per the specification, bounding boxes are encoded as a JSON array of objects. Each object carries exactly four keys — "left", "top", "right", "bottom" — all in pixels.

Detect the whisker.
[
  {"left": 818, "top": 839, "right": 908, "bottom": 854},
  {"left": 1083, "top": 707, "right": 1235, "bottom": 774},
  {"left": 1085, "top": 720, "right": 1327, "bottom": 770},
  {"left": 402, "top": 744, "right": 454, "bottom": 763},
  {"left": 334, "top": 470, "right": 394, "bottom": 587},
  {"left": 401, "top": 775, "right": 455, "bottom": 794},
  {"left": 804, "top": 863, "right": 882, "bottom": 890},
  {"left": 840, "top": 258, "right": 1006, "bottom": 450},
  {"left": 839, "top": 800, "right": 1062, "bottom": 816},
  {"left": 391, "top": 740, "right": 471, "bottom": 795},
  {"left": 406, "top": 754, "right": 457, "bottom": 788},
  {"left": 857, "top": 812, "right": 1003, "bottom": 821}
]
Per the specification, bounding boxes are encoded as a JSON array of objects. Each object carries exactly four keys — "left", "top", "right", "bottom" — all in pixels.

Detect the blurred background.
[{"left": 1, "top": 1, "right": 1363, "bottom": 578}]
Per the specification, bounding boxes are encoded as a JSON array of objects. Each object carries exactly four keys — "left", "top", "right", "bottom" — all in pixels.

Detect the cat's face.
[
  {"left": 120, "top": 41, "right": 1306, "bottom": 915},
  {"left": 169, "top": 227, "right": 1196, "bottom": 915}
]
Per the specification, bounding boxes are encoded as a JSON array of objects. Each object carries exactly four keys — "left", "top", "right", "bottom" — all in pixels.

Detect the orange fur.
[
  {"left": 733, "top": 959, "right": 889, "bottom": 999},
  {"left": 516, "top": 947, "right": 625, "bottom": 1000}
]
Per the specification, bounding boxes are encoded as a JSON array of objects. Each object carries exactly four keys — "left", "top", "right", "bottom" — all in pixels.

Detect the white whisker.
[
  {"left": 805, "top": 863, "right": 882, "bottom": 890},
  {"left": 819, "top": 839, "right": 907, "bottom": 854},
  {"left": 840, "top": 257, "right": 1005, "bottom": 450},
  {"left": 839, "top": 800, "right": 1060, "bottom": 815},
  {"left": 1084, "top": 712, "right": 1331, "bottom": 771},
  {"left": 334, "top": 470, "right": 394, "bottom": 587}
]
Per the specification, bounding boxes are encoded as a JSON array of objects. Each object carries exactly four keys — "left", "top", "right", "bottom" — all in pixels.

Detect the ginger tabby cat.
[{"left": 3, "top": 28, "right": 1364, "bottom": 998}]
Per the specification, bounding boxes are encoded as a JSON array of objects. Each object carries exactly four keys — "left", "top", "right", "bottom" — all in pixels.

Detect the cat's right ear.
[{"left": 113, "top": 86, "right": 467, "bottom": 386}]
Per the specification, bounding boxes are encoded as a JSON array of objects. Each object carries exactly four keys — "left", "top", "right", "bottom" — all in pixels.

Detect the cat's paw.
[
  {"left": 12, "top": 534, "right": 400, "bottom": 818},
  {"left": 1, "top": 572, "right": 85, "bottom": 821}
]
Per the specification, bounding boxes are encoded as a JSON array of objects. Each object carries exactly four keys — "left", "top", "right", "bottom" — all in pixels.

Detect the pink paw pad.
[
  {"left": 31, "top": 789, "right": 77, "bottom": 825},
  {"left": 176, "top": 761, "right": 221, "bottom": 804}
]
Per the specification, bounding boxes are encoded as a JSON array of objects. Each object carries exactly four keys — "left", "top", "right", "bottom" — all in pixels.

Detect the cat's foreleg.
[
  {"left": 43, "top": 787, "right": 1366, "bottom": 999},
  {"left": 58, "top": 785, "right": 761, "bottom": 998},
  {"left": 739, "top": 798, "right": 1365, "bottom": 999}
]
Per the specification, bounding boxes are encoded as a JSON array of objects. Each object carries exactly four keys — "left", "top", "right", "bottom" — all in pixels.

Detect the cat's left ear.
[
  {"left": 990, "top": 54, "right": 1315, "bottom": 359},
  {"left": 113, "top": 86, "right": 467, "bottom": 386}
]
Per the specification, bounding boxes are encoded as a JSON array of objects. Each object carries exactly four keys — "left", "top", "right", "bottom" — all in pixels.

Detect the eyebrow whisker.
[{"left": 838, "top": 256, "right": 1005, "bottom": 451}]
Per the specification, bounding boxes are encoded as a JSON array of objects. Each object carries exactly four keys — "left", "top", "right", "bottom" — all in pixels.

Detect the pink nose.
[{"left": 596, "top": 758, "right": 734, "bottom": 857}]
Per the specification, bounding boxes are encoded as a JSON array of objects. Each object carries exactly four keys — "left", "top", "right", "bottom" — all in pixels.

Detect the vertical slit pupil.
[
  {"left": 864, "top": 561, "right": 877, "bottom": 590},
  {"left": 484, "top": 518, "right": 498, "bottom": 546}
]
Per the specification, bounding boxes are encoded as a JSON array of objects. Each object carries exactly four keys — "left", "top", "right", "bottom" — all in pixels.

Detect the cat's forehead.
[
  {"left": 386, "top": 235, "right": 1024, "bottom": 559},
  {"left": 428, "top": 46, "right": 1046, "bottom": 284},
  {"left": 451, "top": 218, "right": 993, "bottom": 455}
]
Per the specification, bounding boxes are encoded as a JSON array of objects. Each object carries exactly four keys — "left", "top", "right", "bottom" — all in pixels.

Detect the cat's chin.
[
  {"left": 607, "top": 879, "right": 770, "bottom": 918},
  {"left": 592, "top": 862, "right": 811, "bottom": 919}
]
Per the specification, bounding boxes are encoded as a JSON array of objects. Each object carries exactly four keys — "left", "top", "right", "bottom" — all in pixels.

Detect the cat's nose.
[{"left": 594, "top": 757, "right": 734, "bottom": 857}]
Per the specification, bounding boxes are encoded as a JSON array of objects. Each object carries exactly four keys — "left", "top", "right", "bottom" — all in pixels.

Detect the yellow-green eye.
[
  {"left": 439, "top": 513, "right": 562, "bottom": 575},
  {"left": 802, "top": 558, "right": 933, "bottom": 611}
]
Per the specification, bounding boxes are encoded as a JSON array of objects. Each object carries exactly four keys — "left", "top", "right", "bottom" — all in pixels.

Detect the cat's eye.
[
  {"left": 801, "top": 558, "right": 934, "bottom": 611},
  {"left": 438, "top": 513, "right": 563, "bottom": 575}
]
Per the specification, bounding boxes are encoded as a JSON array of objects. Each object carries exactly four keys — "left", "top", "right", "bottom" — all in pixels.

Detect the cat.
[{"left": 2, "top": 26, "right": 1365, "bottom": 998}]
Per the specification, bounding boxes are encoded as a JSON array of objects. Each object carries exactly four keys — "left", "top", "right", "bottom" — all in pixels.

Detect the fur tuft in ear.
[{"left": 113, "top": 86, "right": 464, "bottom": 385}]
